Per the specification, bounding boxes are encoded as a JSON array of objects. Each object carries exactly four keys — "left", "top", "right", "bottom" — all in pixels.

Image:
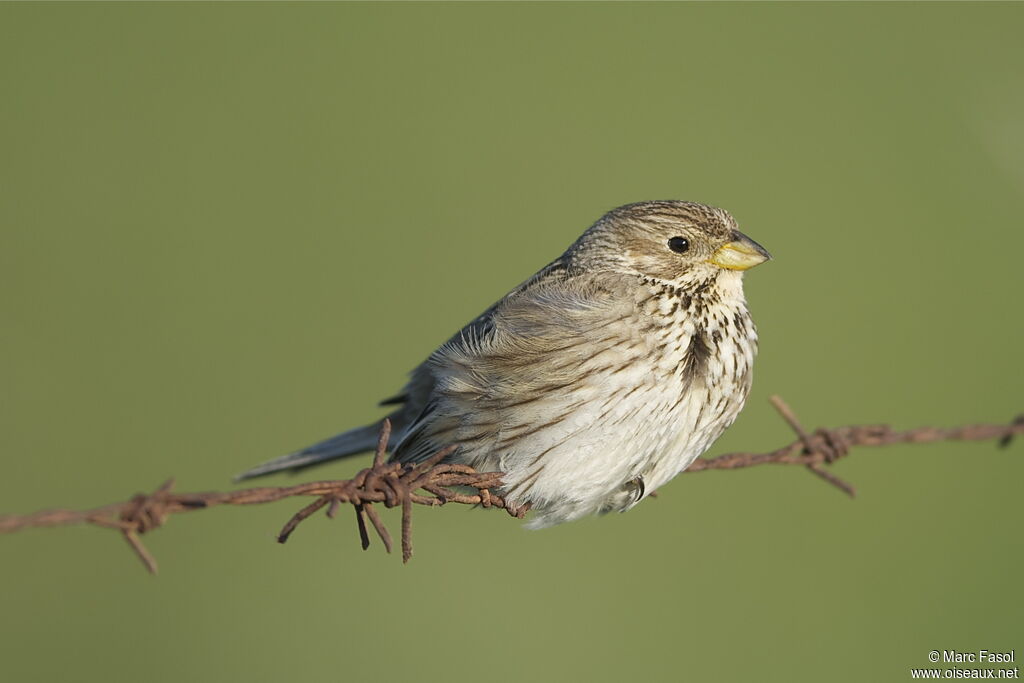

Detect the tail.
[{"left": 233, "top": 423, "right": 383, "bottom": 482}]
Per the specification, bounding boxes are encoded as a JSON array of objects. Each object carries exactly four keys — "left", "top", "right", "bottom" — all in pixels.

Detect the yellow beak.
[{"left": 708, "top": 231, "right": 771, "bottom": 271}]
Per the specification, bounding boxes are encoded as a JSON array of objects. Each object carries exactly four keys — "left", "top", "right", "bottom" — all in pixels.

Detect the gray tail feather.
[{"left": 233, "top": 423, "right": 383, "bottom": 482}]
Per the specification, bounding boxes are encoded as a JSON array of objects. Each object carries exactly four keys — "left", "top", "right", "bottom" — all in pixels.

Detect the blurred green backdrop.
[{"left": 2, "top": 3, "right": 1022, "bottom": 682}]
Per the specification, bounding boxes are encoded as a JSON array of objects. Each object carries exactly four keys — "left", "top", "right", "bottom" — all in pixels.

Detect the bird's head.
[{"left": 568, "top": 200, "right": 770, "bottom": 287}]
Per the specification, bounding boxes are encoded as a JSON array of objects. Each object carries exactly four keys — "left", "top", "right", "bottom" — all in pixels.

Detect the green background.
[{"left": 2, "top": 3, "right": 1021, "bottom": 682}]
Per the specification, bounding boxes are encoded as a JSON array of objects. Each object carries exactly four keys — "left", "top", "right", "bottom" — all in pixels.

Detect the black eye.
[{"left": 667, "top": 236, "right": 690, "bottom": 254}]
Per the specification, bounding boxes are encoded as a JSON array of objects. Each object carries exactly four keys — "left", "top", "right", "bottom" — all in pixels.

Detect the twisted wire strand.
[{"left": 2, "top": 397, "right": 1021, "bottom": 572}]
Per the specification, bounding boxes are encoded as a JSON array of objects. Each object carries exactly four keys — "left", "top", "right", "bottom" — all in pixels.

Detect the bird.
[{"left": 236, "top": 200, "right": 770, "bottom": 528}]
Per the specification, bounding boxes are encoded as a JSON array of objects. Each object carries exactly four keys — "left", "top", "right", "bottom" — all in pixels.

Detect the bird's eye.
[{"left": 667, "top": 236, "right": 690, "bottom": 254}]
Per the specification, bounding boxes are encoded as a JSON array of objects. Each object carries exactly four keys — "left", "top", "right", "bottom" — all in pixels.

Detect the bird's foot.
[{"left": 626, "top": 475, "right": 646, "bottom": 504}]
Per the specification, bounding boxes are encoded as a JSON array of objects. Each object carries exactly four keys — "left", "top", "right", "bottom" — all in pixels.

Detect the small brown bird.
[{"left": 237, "top": 201, "right": 770, "bottom": 527}]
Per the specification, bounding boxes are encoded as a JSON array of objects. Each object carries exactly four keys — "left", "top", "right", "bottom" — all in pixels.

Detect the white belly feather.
[{"left": 461, "top": 273, "right": 758, "bottom": 528}]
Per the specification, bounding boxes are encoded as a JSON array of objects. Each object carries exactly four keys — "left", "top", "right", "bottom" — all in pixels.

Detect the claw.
[{"left": 628, "top": 475, "right": 646, "bottom": 503}]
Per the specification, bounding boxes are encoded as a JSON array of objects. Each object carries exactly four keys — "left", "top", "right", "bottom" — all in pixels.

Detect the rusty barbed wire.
[{"left": 2, "top": 396, "right": 1021, "bottom": 572}]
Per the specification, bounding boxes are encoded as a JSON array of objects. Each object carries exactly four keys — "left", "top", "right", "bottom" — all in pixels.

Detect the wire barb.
[
  {"left": 768, "top": 395, "right": 856, "bottom": 497},
  {"left": 999, "top": 414, "right": 1024, "bottom": 449},
  {"left": 2, "top": 397, "right": 1021, "bottom": 570}
]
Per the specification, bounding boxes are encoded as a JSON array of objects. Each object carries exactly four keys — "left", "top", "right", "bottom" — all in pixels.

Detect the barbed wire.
[{"left": 2, "top": 396, "right": 1021, "bottom": 572}]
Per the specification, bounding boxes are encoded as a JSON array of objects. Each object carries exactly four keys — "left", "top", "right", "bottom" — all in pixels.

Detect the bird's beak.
[{"left": 708, "top": 231, "right": 771, "bottom": 271}]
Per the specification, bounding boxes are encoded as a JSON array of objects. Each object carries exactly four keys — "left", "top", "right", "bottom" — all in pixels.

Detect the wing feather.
[{"left": 391, "top": 270, "right": 634, "bottom": 464}]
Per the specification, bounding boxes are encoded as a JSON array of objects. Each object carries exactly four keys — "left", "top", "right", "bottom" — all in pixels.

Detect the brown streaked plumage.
[{"left": 237, "top": 201, "right": 770, "bottom": 527}]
